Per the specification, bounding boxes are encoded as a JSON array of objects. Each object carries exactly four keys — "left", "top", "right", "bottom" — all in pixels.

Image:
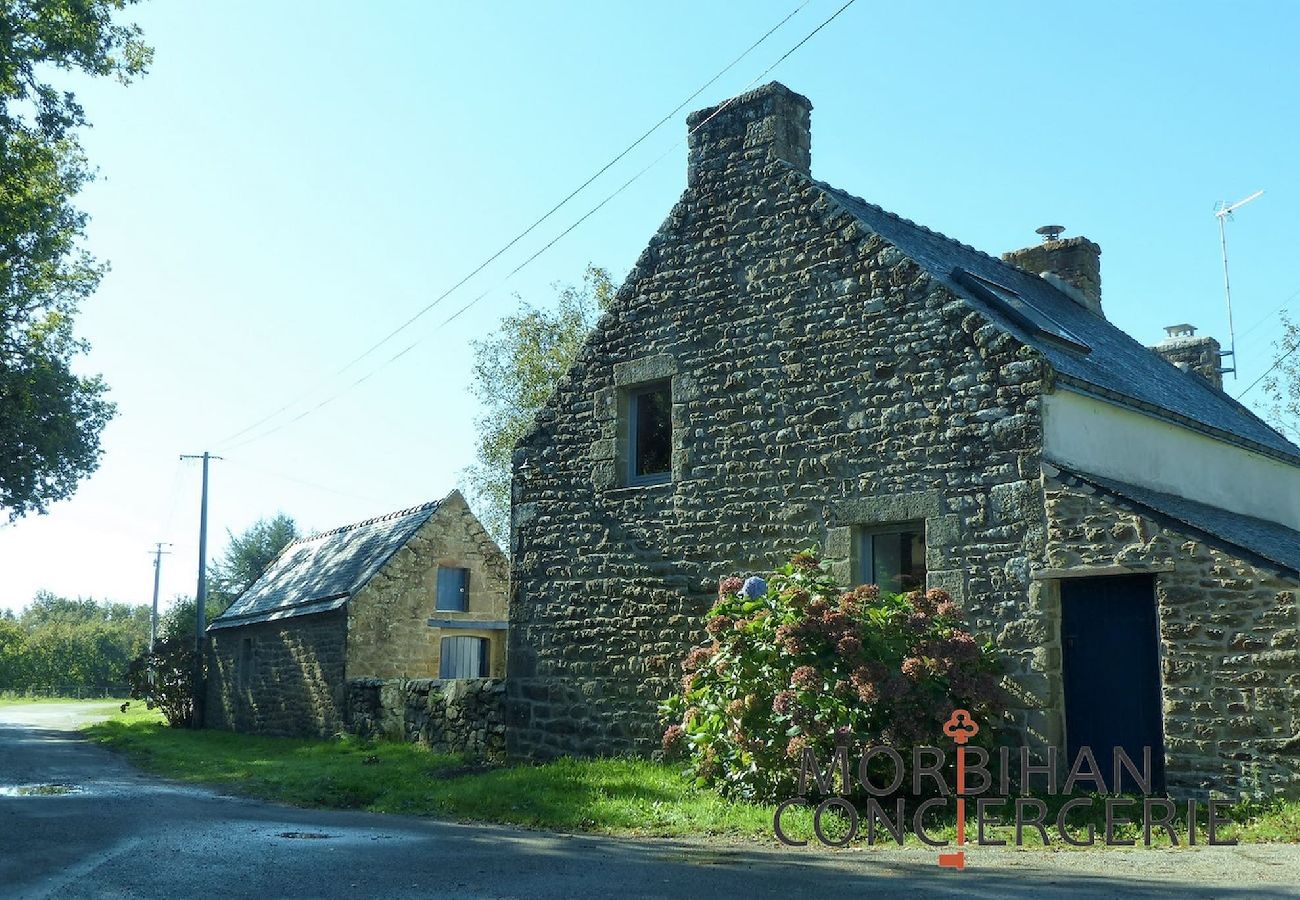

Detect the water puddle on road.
[
  {"left": 277, "top": 832, "right": 333, "bottom": 840},
  {"left": 0, "top": 783, "right": 82, "bottom": 796}
]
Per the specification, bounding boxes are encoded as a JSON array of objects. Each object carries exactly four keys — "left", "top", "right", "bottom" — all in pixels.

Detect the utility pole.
[
  {"left": 148, "top": 542, "right": 172, "bottom": 656},
  {"left": 180, "top": 452, "right": 221, "bottom": 728},
  {"left": 147, "top": 542, "right": 172, "bottom": 692}
]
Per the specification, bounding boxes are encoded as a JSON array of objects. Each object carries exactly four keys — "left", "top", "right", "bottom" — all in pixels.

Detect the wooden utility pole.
[
  {"left": 181, "top": 452, "right": 221, "bottom": 728},
  {"left": 148, "top": 542, "right": 172, "bottom": 655},
  {"left": 147, "top": 542, "right": 172, "bottom": 692}
]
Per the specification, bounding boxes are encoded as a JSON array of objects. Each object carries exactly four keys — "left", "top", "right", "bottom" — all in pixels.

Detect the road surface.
[{"left": 0, "top": 703, "right": 1296, "bottom": 898}]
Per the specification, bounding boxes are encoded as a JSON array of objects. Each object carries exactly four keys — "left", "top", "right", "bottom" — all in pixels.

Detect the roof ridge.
[
  {"left": 287, "top": 498, "right": 443, "bottom": 547},
  {"left": 815, "top": 180, "right": 1005, "bottom": 270}
]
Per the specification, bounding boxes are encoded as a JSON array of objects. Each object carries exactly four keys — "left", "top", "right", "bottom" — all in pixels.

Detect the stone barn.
[
  {"left": 207, "top": 490, "right": 508, "bottom": 737},
  {"left": 508, "top": 82, "right": 1300, "bottom": 797}
]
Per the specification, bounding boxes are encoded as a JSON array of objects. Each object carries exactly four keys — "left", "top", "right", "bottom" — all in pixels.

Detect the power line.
[
  {"left": 1235, "top": 284, "right": 1300, "bottom": 344},
  {"left": 222, "top": 456, "right": 388, "bottom": 504},
  {"left": 209, "top": 1, "right": 812, "bottom": 450},
  {"left": 1237, "top": 337, "right": 1300, "bottom": 401},
  {"left": 220, "top": 0, "right": 862, "bottom": 452}
]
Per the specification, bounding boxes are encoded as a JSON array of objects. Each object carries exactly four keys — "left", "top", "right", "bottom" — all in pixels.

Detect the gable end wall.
[
  {"left": 347, "top": 494, "right": 509, "bottom": 680},
  {"left": 509, "top": 157, "right": 1054, "bottom": 758}
]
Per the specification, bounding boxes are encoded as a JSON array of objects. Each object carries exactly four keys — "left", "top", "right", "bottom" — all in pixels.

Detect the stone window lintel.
[
  {"left": 825, "top": 490, "right": 961, "bottom": 600},
  {"left": 593, "top": 354, "right": 685, "bottom": 489}
]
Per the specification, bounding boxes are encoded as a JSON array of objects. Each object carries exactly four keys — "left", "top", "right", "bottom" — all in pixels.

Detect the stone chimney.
[
  {"left": 686, "top": 82, "right": 811, "bottom": 187},
  {"left": 1002, "top": 229, "right": 1103, "bottom": 318},
  {"left": 1152, "top": 323, "right": 1224, "bottom": 390}
]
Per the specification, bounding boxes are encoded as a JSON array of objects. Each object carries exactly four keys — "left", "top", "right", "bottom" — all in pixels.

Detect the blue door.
[{"left": 1061, "top": 575, "right": 1166, "bottom": 792}]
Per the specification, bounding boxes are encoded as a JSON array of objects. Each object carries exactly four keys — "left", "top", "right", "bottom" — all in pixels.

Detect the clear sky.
[{"left": 2, "top": 1, "right": 1298, "bottom": 614}]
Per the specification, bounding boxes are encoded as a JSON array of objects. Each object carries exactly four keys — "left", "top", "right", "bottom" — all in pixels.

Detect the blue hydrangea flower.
[{"left": 741, "top": 577, "right": 767, "bottom": 599}]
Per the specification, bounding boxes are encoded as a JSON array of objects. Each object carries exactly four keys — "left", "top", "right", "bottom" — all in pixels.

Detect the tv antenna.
[{"left": 1214, "top": 189, "right": 1264, "bottom": 379}]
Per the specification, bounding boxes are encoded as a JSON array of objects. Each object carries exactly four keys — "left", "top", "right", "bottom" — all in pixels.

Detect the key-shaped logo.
[
  {"left": 943, "top": 709, "right": 979, "bottom": 745},
  {"left": 939, "top": 709, "right": 979, "bottom": 871}
]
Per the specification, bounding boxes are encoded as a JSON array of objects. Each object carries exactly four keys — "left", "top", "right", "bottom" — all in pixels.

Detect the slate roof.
[
  {"left": 1049, "top": 463, "right": 1300, "bottom": 578},
  {"left": 819, "top": 185, "right": 1300, "bottom": 466},
  {"left": 208, "top": 496, "right": 446, "bottom": 631}
]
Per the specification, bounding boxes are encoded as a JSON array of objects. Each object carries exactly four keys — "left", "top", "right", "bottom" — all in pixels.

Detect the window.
[
  {"left": 855, "top": 523, "right": 926, "bottom": 593},
  {"left": 628, "top": 381, "right": 672, "bottom": 483},
  {"left": 439, "top": 635, "right": 489, "bottom": 679},
  {"left": 238, "top": 637, "right": 254, "bottom": 688},
  {"left": 436, "top": 567, "right": 470, "bottom": 612}
]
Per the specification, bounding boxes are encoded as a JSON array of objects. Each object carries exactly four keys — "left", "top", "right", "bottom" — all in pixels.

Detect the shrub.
[
  {"left": 125, "top": 638, "right": 195, "bottom": 728},
  {"left": 660, "top": 549, "right": 1004, "bottom": 802}
]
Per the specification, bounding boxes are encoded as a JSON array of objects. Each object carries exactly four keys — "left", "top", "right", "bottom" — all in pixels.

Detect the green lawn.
[
  {"left": 84, "top": 708, "right": 793, "bottom": 838},
  {"left": 83, "top": 708, "right": 1299, "bottom": 845},
  {"left": 0, "top": 694, "right": 130, "bottom": 706}
]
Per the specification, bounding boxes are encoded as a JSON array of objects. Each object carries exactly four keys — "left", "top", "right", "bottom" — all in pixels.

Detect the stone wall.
[
  {"left": 206, "top": 609, "right": 347, "bottom": 737},
  {"left": 1043, "top": 470, "right": 1300, "bottom": 797},
  {"left": 348, "top": 492, "right": 510, "bottom": 680},
  {"left": 509, "top": 83, "right": 1052, "bottom": 758},
  {"left": 345, "top": 677, "right": 506, "bottom": 759}
]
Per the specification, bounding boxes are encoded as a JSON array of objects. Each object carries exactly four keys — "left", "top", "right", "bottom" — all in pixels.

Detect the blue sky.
[{"left": 2, "top": 1, "right": 1298, "bottom": 612}]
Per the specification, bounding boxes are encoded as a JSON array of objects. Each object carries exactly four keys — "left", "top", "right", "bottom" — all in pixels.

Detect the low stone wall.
[{"left": 345, "top": 677, "right": 506, "bottom": 759}]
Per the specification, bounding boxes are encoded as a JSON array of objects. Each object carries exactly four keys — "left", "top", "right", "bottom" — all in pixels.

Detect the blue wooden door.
[{"left": 1061, "top": 575, "right": 1166, "bottom": 792}]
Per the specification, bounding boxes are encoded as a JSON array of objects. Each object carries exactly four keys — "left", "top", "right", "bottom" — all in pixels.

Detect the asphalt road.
[{"left": 0, "top": 704, "right": 1297, "bottom": 899}]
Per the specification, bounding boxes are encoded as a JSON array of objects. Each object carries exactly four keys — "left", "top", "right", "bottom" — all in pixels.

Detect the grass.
[
  {"left": 82, "top": 709, "right": 1299, "bottom": 845},
  {"left": 0, "top": 694, "right": 130, "bottom": 706},
  {"left": 84, "top": 708, "right": 794, "bottom": 838}
]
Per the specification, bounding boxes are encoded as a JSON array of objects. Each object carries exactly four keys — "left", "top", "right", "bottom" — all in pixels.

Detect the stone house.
[
  {"left": 207, "top": 490, "right": 508, "bottom": 737},
  {"left": 508, "top": 82, "right": 1300, "bottom": 797}
]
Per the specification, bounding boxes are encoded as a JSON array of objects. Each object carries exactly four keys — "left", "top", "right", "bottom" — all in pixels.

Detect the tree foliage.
[
  {"left": 1261, "top": 311, "right": 1300, "bottom": 442},
  {"left": 0, "top": 591, "right": 150, "bottom": 692},
  {"left": 206, "top": 512, "right": 299, "bottom": 612},
  {"left": 0, "top": 1, "right": 152, "bottom": 520},
  {"left": 464, "top": 265, "right": 614, "bottom": 545},
  {"left": 125, "top": 637, "right": 194, "bottom": 727}
]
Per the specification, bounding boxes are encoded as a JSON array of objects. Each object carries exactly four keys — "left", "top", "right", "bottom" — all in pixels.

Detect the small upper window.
[
  {"left": 436, "top": 567, "right": 470, "bottom": 612},
  {"left": 855, "top": 523, "right": 926, "bottom": 593},
  {"left": 629, "top": 381, "right": 671, "bottom": 483}
]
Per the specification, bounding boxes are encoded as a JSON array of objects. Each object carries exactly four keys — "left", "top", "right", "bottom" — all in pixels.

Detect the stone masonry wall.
[
  {"left": 346, "top": 677, "right": 506, "bottom": 760},
  {"left": 206, "top": 609, "right": 346, "bottom": 737},
  {"left": 509, "top": 84, "right": 1053, "bottom": 758},
  {"left": 348, "top": 492, "right": 509, "bottom": 680},
  {"left": 1043, "top": 470, "right": 1300, "bottom": 797},
  {"left": 1151, "top": 333, "right": 1224, "bottom": 391}
]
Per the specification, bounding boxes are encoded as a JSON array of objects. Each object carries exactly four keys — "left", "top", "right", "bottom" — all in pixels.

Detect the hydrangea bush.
[{"left": 660, "top": 550, "right": 1003, "bottom": 802}]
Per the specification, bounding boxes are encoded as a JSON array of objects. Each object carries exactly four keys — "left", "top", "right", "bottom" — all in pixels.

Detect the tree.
[
  {"left": 0, "top": 617, "right": 29, "bottom": 688},
  {"left": 0, "top": 1, "right": 152, "bottom": 520},
  {"left": 159, "top": 595, "right": 211, "bottom": 646},
  {"left": 126, "top": 637, "right": 194, "bottom": 727},
  {"left": 206, "top": 513, "right": 299, "bottom": 612},
  {"left": 0, "top": 592, "right": 149, "bottom": 692},
  {"left": 464, "top": 265, "right": 614, "bottom": 545},
  {"left": 1262, "top": 311, "right": 1300, "bottom": 442}
]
